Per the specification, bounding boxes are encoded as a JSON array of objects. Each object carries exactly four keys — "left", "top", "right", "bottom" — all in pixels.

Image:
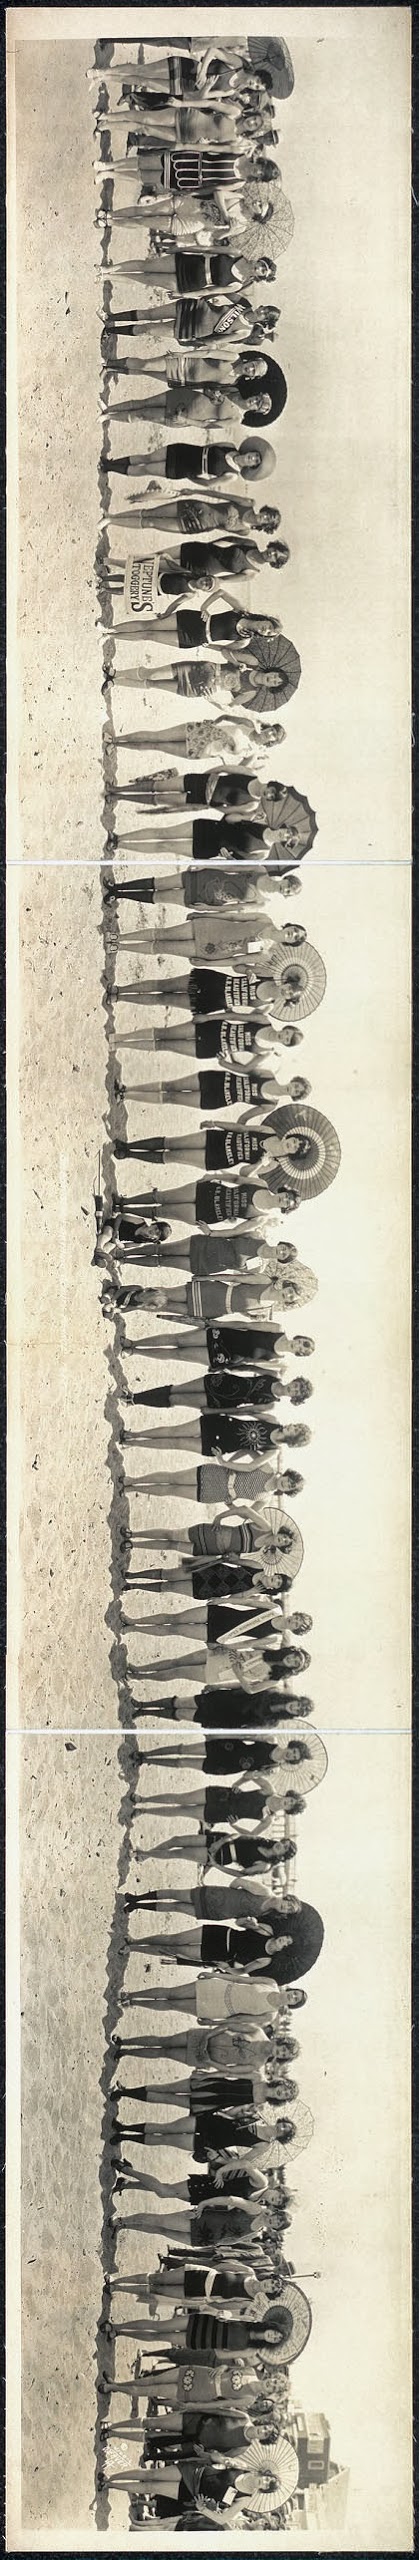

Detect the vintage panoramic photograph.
[{"left": 6, "top": 8, "right": 412, "bottom": 2551}]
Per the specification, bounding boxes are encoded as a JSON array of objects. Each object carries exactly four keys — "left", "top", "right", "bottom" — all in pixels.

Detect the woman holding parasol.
[
  {"left": 104, "top": 631, "right": 301, "bottom": 715},
  {"left": 133, "top": 1900, "right": 324, "bottom": 1986},
  {"left": 101, "top": 429, "right": 275, "bottom": 484}
]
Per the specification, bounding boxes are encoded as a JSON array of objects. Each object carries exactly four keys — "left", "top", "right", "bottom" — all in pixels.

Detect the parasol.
[
  {"left": 241, "top": 2439, "right": 300, "bottom": 2512},
  {"left": 263, "top": 2276, "right": 311, "bottom": 2365},
  {"left": 247, "top": 34, "right": 295, "bottom": 97},
  {"left": 277, "top": 1259, "right": 318, "bottom": 1308},
  {"left": 250, "top": 1505, "right": 304, "bottom": 1581},
  {"left": 261, "top": 783, "right": 317, "bottom": 850},
  {"left": 274, "top": 1725, "right": 328, "bottom": 1796},
  {"left": 258, "top": 2102, "right": 315, "bottom": 2167},
  {"left": 269, "top": 1102, "right": 341, "bottom": 1198},
  {"left": 240, "top": 631, "right": 301, "bottom": 714},
  {"left": 274, "top": 941, "right": 327, "bottom": 1022},
  {"left": 230, "top": 187, "right": 295, "bottom": 268},
  {"left": 239, "top": 353, "right": 287, "bottom": 427}
]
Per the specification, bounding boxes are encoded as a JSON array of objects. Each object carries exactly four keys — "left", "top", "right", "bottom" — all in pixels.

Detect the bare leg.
[
  {"left": 112, "top": 2118, "right": 194, "bottom": 2146},
  {"left": 113, "top": 2032, "right": 190, "bottom": 2060},
  {"left": 126, "top": 1927, "right": 202, "bottom": 1962},
  {"left": 132, "top": 1836, "right": 202, "bottom": 1862},
  {"left": 122, "top": 1605, "right": 206, "bottom": 1638},
  {"left": 120, "top": 1985, "right": 198, "bottom": 2013},
  {"left": 111, "top": 2167, "right": 195, "bottom": 2198},
  {"left": 123, "top": 1419, "right": 200, "bottom": 1449}
]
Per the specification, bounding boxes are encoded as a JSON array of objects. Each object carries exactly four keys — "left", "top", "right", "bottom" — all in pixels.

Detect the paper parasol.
[
  {"left": 261, "top": 783, "right": 317, "bottom": 850},
  {"left": 259, "top": 2101, "right": 314, "bottom": 2166},
  {"left": 274, "top": 941, "right": 327, "bottom": 1022},
  {"left": 234, "top": 185, "right": 295, "bottom": 266},
  {"left": 268, "top": 1259, "right": 317, "bottom": 1309},
  {"left": 247, "top": 34, "right": 295, "bottom": 96},
  {"left": 241, "top": 2440, "right": 299, "bottom": 2511},
  {"left": 269, "top": 1102, "right": 341, "bottom": 1198},
  {"left": 273, "top": 1725, "right": 328, "bottom": 1796},
  {"left": 239, "top": 631, "right": 301, "bottom": 714}
]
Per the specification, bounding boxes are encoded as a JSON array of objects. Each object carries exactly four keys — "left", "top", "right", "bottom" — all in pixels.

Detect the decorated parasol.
[
  {"left": 263, "top": 2276, "right": 312, "bottom": 2365},
  {"left": 247, "top": 34, "right": 295, "bottom": 96},
  {"left": 240, "top": 2437, "right": 300, "bottom": 2512},
  {"left": 239, "top": 631, "right": 301, "bottom": 714},
  {"left": 275, "top": 1259, "right": 318, "bottom": 1307},
  {"left": 230, "top": 187, "right": 295, "bottom": 267},
  {"left": 274, "top": 1726, "right": 328, "bottom": 1796},
  {"left": 261, "top": 783, "right": 318, "bottom": 851},
  {"left": 268, "top": 1102, "right": 341, "bottom": 1199},
  {"left": 258, "top": 2101, "right": 315, "bottom": 2168},
  {"left": 250, "top": 1505, "right": 304, "bottom": 1581},
  {"left": 274, "top": 942, "right": 327, "bottom": 1022}
]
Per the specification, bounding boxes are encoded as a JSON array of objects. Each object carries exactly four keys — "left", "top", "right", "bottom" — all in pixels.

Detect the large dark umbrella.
[
  {"left": 271, "top": 1103, "right": 342, "bottom": 1198},
  {"left": 248, "top": 34, "right": 295, "bottom": 96},
  {"left": 238, "top": 630, "right": 301, "bottom": 713},
  {"left": 239, "top": 351, "right": 287, "bottom": 426}
]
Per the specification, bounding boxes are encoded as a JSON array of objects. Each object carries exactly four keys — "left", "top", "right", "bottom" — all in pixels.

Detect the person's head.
[
  {"left": 276, "top": 1525, "right": 294, "bottom": 1556},
  {"left": 281, "top": 1645, "right": 310, "bottom": 1674},
  {"left": 256, "top": 505, "right": 281, "bottom": 532},
  {"left": 261, "top": 668, "right": 288, "bottom": 696},
  {"left": 291, "top": 1333, "right": 315, "bottom": 1356},
  {"left": 260, "top": 720, "right": 286, "bottom": 748},
  {"left": 242, "top": 354, "right": 268, "bottom": 380},
  {"left": 239, "top": 443, "right": 263, "bottom": 476},
  {"left": 288, "top": 1986, "right": 307, "bottom": 2007},
  {"left": 247, "top": 392, "right": 272, "bottom": 418},
  {"left": 280, "top": 1467, "right": 304, "bottom": 1493},
  {"left": 253, "top": 305, "right": 281, "bottom": 337},
  {"left": 276, "top": 1240, "right": 296, "bottom": 1263},
  {"left": 279, "top": 872, "right": 303, "bottom": 899},
  {"left": 283, "top": 1423, "right": 311, "bottom": 1446},
  {"left": 281, "top": 922, "right": 307, "bottom": 947},
  {"left": 287, "top": 1610, "right": 313, "bottom": 1634},
  {"left": 288, "top": 1073, "right": 311, "bottom": 1095},
  {"left": 254, "top": 154, "right": 279, "bottom": 181},
  {"left": 258, "top": 2301, "right": 294, "bottom": 2343},
  {"left": 283, "top": 1790, "right": 306, "bottom": 1816},
  {"left": 279, "top": 1025, "right": 303, "bottom": 1048},
  {"left": 271, "top": 1841, "right": 296, "bottom": 1867},
  {"left": 282, "top": 1738, "right": 312, "bottom": 1765},
  {"left": 281, "top": 1279, "right": 301, "bottom": 1307},
  {"left": 254, "top": 255, "right": 276, "bottom": 281},
  {"left": 283, "top": 1131, "right": 314, "bottom": 1165},
  {"left": 277, "top": 1186, "right": 299, "bottom": 1212},
  {"left": 273, "top": 2122, "right": 295, "bottom": 2152},
  {"left": 288, "top": 1376, "right": 312, "bottom": 1404},
  {"left": 249, "top": 610, "right": 278, "bottom": 635},
  {"left": 266, "top": 539, "right": 290, "bottom": 567}
]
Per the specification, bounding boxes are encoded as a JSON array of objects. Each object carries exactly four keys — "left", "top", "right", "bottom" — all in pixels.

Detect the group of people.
[{"left": 93, "top": 31, "right": 339, "bottom": 2533}]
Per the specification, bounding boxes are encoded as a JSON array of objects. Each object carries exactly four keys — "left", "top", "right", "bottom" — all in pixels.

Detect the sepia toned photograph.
[{"left": 6, "top": 9, "right": 412, "bottom": 2550}]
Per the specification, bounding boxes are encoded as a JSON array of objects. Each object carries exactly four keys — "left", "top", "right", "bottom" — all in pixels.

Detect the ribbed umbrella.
[
  {"left": 237, "top": 630, "right": 301, "bottom": 713},
  {"left": 230, "top": 187, "right": 295, "bottom": 267},
  {"left": 247, "top": 34, "right": 295, "bottom": 96},
  {"left": 261, "top": 784, "right": 317, "bottom": 849},
  {"left": 268, "top": 1102, "right": 342, "bottom": 1198},
  {"left": 273, "top": 940, "right": 327, "bottom": 1022},
  {"left": 258, "top": 2102, "right": 315, "bottom": 2166}
]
